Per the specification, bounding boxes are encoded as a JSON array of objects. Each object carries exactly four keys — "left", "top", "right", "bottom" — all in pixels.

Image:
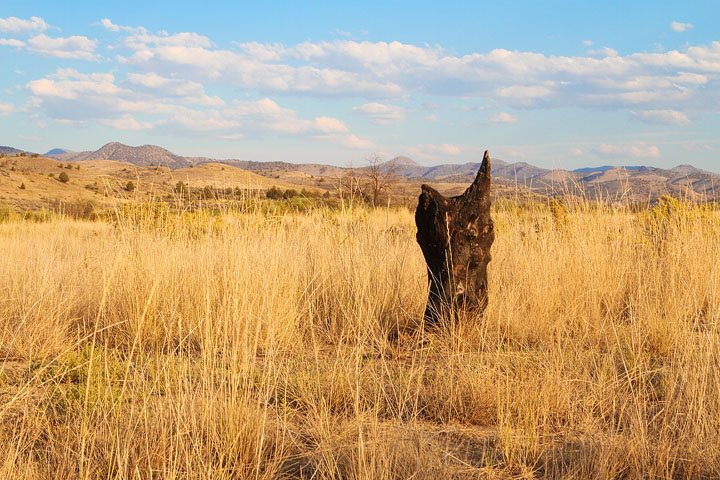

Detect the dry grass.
[{"left": 1, "top": 197, "right": 720, "bottom": 479}]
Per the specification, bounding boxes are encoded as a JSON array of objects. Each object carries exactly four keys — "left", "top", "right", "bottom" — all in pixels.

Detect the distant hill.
[
  {"left": 59, "top": 142, "right": 190, "bottom": 169},
  {"left": 0, "top": 146, "right": 24, "bottom": 156},
  {"left": 42, "top": 141, "right": 720, "bottom": 202},
  {"left": 45, "top": 148, "right": 73, "bottom": 156}
]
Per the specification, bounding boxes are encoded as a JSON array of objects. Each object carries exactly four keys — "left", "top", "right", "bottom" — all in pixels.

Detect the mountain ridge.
[{"left": 12, "top": 141, "right": 719, "bottom": 202}]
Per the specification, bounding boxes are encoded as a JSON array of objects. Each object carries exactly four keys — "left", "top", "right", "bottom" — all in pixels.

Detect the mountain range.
[{"left": 17, "top": 141, "right": 720, "bottom": 202}]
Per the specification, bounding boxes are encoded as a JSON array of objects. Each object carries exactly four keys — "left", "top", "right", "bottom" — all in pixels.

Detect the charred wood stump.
[{"left": 415, "top": 150, "right": 494, "bottom": 325}]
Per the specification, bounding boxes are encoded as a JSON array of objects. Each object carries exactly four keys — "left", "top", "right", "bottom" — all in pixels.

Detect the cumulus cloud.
[
  {"left": 26, "top": 34, "right": 99, "bottom": 60},
  {"left": 406, "top": 143, "right": 461, "bottom": 160},
  {"left": 489, "top": 112, "right": 517, "bottom": 123},
  {"left": 27, "top": 68, "right": 359, "bottom": 146},
  {"left": 18, "top": 134, "right": 42, "bottom": 141},
  {"left": 671, "top": 21, "right": 693, "bottom": 32},
  {"left": 0, "top": 103, "right": 14, "bottom": 115},
  {"left": 100, "top": 18, "right": 137, "bottom": 33},
  {"left": 104, "top": 31, "right": 720, "bottom": 112},
  {"left": 587, "top": 46, "right": 618, "bottom": 58},
  {"left": 0, "top": 38, "right": 25, "bottom": 47},
  {"left": 352, "top": 102, "right": 405, "bottom": 124},
  {"left": 338, "top": 134, "right": 374, "bottom": 149},
  {"left": 681, "top": 143, "right": 712, "bottom": 153},
  {"left": 630, "top": 109, "right": 690, "bottom": 125},
  {"left": 418, "top": 144, "right": 461, "bottom": 155},
  {"left": 595, "top": 142, "right": 660, "bottom": 158},
  {"left": 0, "top": 16, "right": 48, "bottom": 33}
]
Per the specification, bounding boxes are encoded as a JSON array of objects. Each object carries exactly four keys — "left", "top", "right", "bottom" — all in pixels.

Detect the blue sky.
[{"left": 1, "top": 1, "right": 719, "bottom": 170}]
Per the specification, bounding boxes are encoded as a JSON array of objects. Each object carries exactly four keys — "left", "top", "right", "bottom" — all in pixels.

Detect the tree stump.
[{"left": 415, "top": 150, "right": 495, "bottom": 325}]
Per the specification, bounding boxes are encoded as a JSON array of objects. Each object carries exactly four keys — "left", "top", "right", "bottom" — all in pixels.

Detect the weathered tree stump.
[{"left": 415, "top": 150, "right": 494, "bottom": 325}]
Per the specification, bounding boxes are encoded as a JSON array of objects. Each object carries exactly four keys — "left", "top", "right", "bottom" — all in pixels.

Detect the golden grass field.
[{"left": 1, "top": 197, "right": 719, "bottom": 479}]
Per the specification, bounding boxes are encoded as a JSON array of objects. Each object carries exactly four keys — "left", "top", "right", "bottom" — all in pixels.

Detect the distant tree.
[
  {"left": 361, "top": 154, "right": 399, "bottom": 207},
  {"left": 31, "top": 153, "right": 39, "bottom": 158},
  {"left": 19, "top": 152, "right": 26, "bottom": 157},
  {"left": 125, "top": 181, "right": 136, "bottom": 192},
  {"left": 58, "top": 171, "right": 70, "bottom": 183},
  {"left": 65, "top": 163, "right": 72, "bottom": 169}
]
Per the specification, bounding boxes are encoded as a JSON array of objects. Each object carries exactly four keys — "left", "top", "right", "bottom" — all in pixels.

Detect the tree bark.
[{"left": 415, "top": 150, "right": 495, "bottom": 325}]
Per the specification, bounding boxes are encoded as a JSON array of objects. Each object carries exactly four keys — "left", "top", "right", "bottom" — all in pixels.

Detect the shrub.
[
  {"left": 174, "top": 181, "right": 189, "bottom": 197},
  {"left": 65, "top": 163, "right": 72, "bottom": 169},
  {"left": 265, "top": 186, "right": 283, "bottom": 200},
  {"left": 58, "top": 171, "right": 70, "bottom": 183},
  {"left": 125, "top": 181, "right": 136, "bottom": 192},
  {"left": 31, "top": 153, "right": 39, "bottom": 158},
  {"left": 282, "top": 189, "right": 299, "bottom": 199},
  {"left": 202, "top": 185, "right": 216, "bottom": 200},
  {"left": 19, "top": 183, "right": 26, "bottom": 190}
]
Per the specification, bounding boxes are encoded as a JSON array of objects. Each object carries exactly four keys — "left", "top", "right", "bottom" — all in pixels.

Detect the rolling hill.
[{"left": 4, "top": 141, "right": 719, "bottom": 203}]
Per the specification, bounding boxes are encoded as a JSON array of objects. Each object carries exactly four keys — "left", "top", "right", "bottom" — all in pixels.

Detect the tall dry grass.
[{"left": 1, "top": 198, "right": 720, "bottom": 479}]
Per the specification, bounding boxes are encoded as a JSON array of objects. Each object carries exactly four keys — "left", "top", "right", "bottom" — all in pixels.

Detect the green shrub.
[
  {"left": 125, "top": 181, "right": 136, "bottom": 192},
  {"left": 265, "top": 186, "right": 283, "bottom": 200},
  {"left": 58, "top": 171, "right": 70, "bottom": 183}
]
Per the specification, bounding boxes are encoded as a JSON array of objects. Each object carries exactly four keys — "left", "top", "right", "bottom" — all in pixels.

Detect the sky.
[{"left": 1, "top": 1, "right": 719, "bottom": 170}]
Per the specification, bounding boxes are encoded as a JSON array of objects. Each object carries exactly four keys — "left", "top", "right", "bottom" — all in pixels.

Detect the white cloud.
[
  {"left": 18, "top": 134, "right": 42, "bottom": 141},
  {"left": 496, "top": 85, "right": 554, "bottom": 105},
  {"left": 489, "top": 112, "right": 517, "bottom": 123},
  {"left": 99, "top": 115, "right": 152, "bottom": 131},
  {"left": 595, "top": 142, "right": 660, "bottom": 158},
  {"left": 352, "top": 102, "right": 405, "bottom": 124},
  {"left": 100, "top": 18, "right": 137, "bottom": 33},
  {"left": 681, "top": 143, "right": 712, "bottom": 153},
  {"left": 418, "top": 144, "right": 461, "bottom": 155},
  {"left": 0, "top": 16, "right": 48, "bottom": 33},
  {"left": 0, "top": 38, "right": 25, "bottom": 47},
  {"left": 104, "top": 30, "right": 720, "bottom": 112},
  {"left": 27, "top": 68, "right": 359, "bottom": 144},
  {"left": 583, "top": 40, "right": 593, "bottom": 46},
  {"left": 406, "top": 143, "right": 461, "bottom": 160},
  {"left": 313, "top": 116, "right": 349, "bottom": 133},
  {"left": 338, "top": 134, "right": 374, "bottom": 149},
  {"left": 671, "top": 21, "right": 693, "bottom": 32},
  {"left": 424, "top": 115, "right": 438, "bottom": 121},
  {"left": 26, "top": 34, "right": 99, "bottom": 60},
  {"left": 588, "top": 47, "right": 619, "bottom": 58},
  {"left": 570, "top": 148, "right": 583, "bottom": 156},
  {"left": 630, "top": 109, "right": 690, "bottom": 125},
  {"left": 0, "top": 103, "right": 14, "bottom": 115},
  {"left": 495, "top": 148, "right": 527, "bottom": 160}
]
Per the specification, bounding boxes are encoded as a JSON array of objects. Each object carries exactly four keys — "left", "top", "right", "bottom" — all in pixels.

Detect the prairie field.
[{"left": 1, "top": 198, "right": 720, "bottom": 479}]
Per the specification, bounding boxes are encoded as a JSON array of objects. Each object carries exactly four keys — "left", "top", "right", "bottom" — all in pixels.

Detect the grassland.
[{"left": 1, "top": 197, "right": 719, "bottom": 479}]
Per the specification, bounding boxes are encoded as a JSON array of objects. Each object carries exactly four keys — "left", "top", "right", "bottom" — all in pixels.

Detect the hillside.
[
  {"left": 4, "top": 141, "right": 719, "bottom": 203},
  {"left": 0, "top": 146, "right": 25, "bottom": 156},
  {"left": 58, "top": 142, "right": 190, "bottom": 169}
]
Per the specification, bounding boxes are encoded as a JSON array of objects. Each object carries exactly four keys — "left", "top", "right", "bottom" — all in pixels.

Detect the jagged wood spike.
[{"left": 415, "top": 150, "right": 495, "bottom": 326}]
